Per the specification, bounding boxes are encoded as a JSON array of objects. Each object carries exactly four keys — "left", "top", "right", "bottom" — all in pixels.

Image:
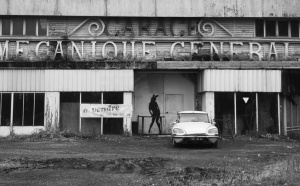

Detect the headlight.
[
  {"left": 172, "top": 128, "right": 185, "bottom": 135},
  {"left": 208, "top": 128, "right": 218, "bottom": 134}
]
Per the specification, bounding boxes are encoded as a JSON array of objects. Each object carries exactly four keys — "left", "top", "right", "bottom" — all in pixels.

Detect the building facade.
[{"left": 0, "top": 0, "right": 299, "bottom": 137}]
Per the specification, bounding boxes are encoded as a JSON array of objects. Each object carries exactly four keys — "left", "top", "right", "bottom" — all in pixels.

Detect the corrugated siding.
[
  {"left": 198, "top": 69, "right": 281, "bottom": 92},
  {"left": 1, "top": 0, "right": 300, "bottom": 17},
  {"left": 0, "top": 69, "right": 134, "bottom": 92}
]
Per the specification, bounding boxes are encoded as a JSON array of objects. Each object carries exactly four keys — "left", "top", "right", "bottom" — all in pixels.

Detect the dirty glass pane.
[
  {"left": 60, "top": 92, "right": 79, "bottom": 132},
  {"left": 13, "top": 93, "right": 23, "bottom": 126},
  {"left": 103, "top": 92, "right": 123, "bottom": 104},
  {"left": 2, "top": 18, "right": 11, "bottom": 35},
  {"left": 214, "top": 92, "right": 235, "bottom": 136},
  {"left": 24, "top": 93, "right": 34, "bottom": 126},
  {"left": 81, "top": 118, "right": 102, "bottom": 136},
  {"left": 255, "top": 19, "right": 264, "bottom": 37},
  {"left": 26, "top": 19, "right": 36, "bottom": 36},
  {"left": 258, "top": 93, "right": 278, "bottom": 134},
  {"left": 38, "top": 19, "right": 47, "bottom": 36},
  {"left": 34, "top": 93, "right": 45, "bottom": 126},
  {"left": 81, "top": 92, "right": 102, "bottom": 103},
  {"left": 291, "top": 20, "right": 299, "bottom": 37},
  {"left": 278, "top": 21, "right": 289, "bottom": 37},
  {"left": 1, "top": 93, "right": 11, "bottom": 126},
  {"left": 265, "top": 20, "right": 276, "bottom": 36},
  {"left": 236, "top": 93, "right": 256, "bottom": 135},
  {"left": 103, "top": 118, "right": 123, "bottom": 134},
  {"left": 13, "top": 18, "right": 23, "bottom": 35}
]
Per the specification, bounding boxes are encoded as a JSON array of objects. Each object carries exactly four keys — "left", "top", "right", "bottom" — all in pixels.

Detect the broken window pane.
[
  {"left": 13, "top": 93, "right": 23, "bottom": 126},
  {"left": 34, "top": 93, "right": 45, "bottom": 126},
  {"left": 81, "top": 92, "right": 102, "bottom": 103},
  {"left": 1, "top": 93, "right": 11, "bottom": 126},
  {"left": 13, "top": 18, "right": 23, "bottom": 35},
  {"left": 81, "top": 118, "right": 102, "bottom": 135},
  {"left": 2, "top": 18, "right": 11, "bottom": 35},
  {"left": 278, "top": 21, "right": 289, "bottom": 37},
  {"left": 103, "top": 118, "right": 123, "bottom": 134},
  {"left": 291, "top": 20, "right": 299, "bottom": 37},
  {"left": 266, "top": 20, "right": 276, "bottom": 36},
  {"left": 38, "top": 18, "right": 47, "bottom": 36},
  {"left": 26, "top": 19, "right": 36, "bottom": 36},
  {"left": 24, "top": 93, "right": 34, "bottom": 126},
  {"left": 103, "top": 92, "right": 123, "bottom": 104},
  {"left": 255, "top": 19, "right": 264, "bottom": 37}
]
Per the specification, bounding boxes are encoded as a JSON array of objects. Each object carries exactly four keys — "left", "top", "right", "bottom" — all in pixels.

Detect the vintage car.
[{"left": 171, "top": 111, "right": 219, "bottom": 148}]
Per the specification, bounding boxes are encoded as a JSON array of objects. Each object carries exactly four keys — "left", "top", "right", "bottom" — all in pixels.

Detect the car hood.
[{"left": 173, "top": 122, "right": 213, "bottom": 134}]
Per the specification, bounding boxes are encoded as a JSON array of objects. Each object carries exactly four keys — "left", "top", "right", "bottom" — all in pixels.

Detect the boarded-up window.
[
  {"left": 13, "top": 18, "right": 23, "bottom": 35},
  {"left": 266, "top": 21, "right": 276, "bottom": 37},
  {"left": 26, "top": 19, "right": 36, "bottom": 36},
  {"left": 291, "top": 20, "right": 299, "bottom": 37},
  {"left": 2, "top": 18, "right": 11, "bottom": 35},
  {"left": 255, "top": 20, "right": 264, "bottom": 37},
  {"left": 278, "top": 21, "right": 289, "bottom": 37}
]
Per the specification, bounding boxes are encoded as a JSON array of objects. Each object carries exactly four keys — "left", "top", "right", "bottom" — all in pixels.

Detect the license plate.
[{"left": 191, "top": 137, "right": 202, "bottom": 140}]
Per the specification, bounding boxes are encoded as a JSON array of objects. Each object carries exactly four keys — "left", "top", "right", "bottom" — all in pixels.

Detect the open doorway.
[
  {"left": 236, "top": 93, "right": 257, "bottom": 135},
  {"left": 215, "top": 93, "right": 234, "bottom": 136}
]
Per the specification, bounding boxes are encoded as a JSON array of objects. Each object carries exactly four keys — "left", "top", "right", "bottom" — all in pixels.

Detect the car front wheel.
[{"left": 211, "top": 141, "right": 218, "bottom": 148}]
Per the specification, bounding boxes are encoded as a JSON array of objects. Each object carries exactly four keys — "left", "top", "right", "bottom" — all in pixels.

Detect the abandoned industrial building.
[{"left": 0, "top": 0, "right": 300, "bottom": 137}]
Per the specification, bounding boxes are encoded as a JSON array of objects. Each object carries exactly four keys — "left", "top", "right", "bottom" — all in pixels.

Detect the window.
[
  {"left": 255, "top": 19, "right": 299, "bottom": 38},
  {"left": 0, "top": 18, "right": 48, "bottom": 36},
  {"left": 0, "top": 93, "right": 45, "bottom": 126}
]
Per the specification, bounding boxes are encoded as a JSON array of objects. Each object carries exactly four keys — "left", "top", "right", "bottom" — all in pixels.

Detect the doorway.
[{"left": 165, "top": 94, "right": 183, "bottom": 134}]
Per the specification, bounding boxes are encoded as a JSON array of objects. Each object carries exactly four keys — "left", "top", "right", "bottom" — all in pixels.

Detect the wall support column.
[
  {"left": 277, "top": 93, "right": 281, "bottom": 135},
  {"left": 283, "top": 96, "right": 287, "bottom": 135},
  {"left": 45, "top": 92, "right": 60, "bottom": 131},
  {"left": 124, "top": 92, "right": 133, "bottom": 136},
  {"left": 202, "top": 92, "right": 215, "bottom": 122}
]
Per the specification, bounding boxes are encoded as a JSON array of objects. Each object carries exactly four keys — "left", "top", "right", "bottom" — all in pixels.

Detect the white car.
[{"left": 171, "top": 111, "right": 219, "bottom": 148}]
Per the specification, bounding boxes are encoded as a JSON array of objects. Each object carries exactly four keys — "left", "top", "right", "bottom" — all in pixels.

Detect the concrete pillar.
[
  {"left": 45, "top": 92, "right": 60, "bottom": 130},
  {"left": 202, "top": 92, "right": 215, "bottom": 121},
  {"left": 124, "top": 92, "right": 133, "bottom": 136}
]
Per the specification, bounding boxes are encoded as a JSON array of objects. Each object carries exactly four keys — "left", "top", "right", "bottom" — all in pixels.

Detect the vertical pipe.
[
  {"left": 234, "top": 92, "right": 237, "bottom": 135},
  {"left": 278, "top": 93, "right": 281, "bottom": 135},
  {"left": 36, "top": 19, "right": 39, "bottom": 36},
  {"left": 79, "top": 92, "right": 82, "bottom": 132},
  {"left": 256, "top": 93, "right": 258, "bottom": 134},
  {"left": 0, "top": 19, "right": 2, "bottom": 36},
  {"left": 22, "top": 94, "right": 24, "bottom": 126},
  {"left": 101, "top": 92, "right": 103, "bottom": 135},
  {"left": 23, "top": 19, "right": 26, "bottom": 35},
  {"left": 0, "top": 94, "right": 2, "bottom": 126},
  {"left": 10, "top": 19, "right": 13, "bottom": 36},
  {"left": 283, "top": 96, "right": 287, "bottom": 135},
  {"left": 10, "top": 93, "right": 14, "bottom": 134},
  {"left": 33, "top": 93, "right": 35, "bottom": 126}
]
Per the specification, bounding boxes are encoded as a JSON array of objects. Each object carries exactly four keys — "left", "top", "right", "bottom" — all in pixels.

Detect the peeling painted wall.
[
  {"left": 0, "top": 0, "right": 300, "bottom": 17},
  {"left": 45, "top": 92, "right": 60, "bottom": 130}
]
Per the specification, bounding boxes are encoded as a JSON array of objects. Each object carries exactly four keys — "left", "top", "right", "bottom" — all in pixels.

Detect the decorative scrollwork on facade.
[
  {"left": 198, "top": 19, "right": 234, "bottom": 37},
  {"left": 69, "top": 18, "right": 105, "bottom": 37}
]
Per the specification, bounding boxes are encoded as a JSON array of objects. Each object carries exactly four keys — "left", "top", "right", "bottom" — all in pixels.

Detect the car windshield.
[{"left": 179, "top": 113, "right": 209, "bottom": 123}]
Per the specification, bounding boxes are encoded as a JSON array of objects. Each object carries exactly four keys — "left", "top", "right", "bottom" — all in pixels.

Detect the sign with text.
[{"left": 80, "top": 104, "right": 132, "bottom": 118}]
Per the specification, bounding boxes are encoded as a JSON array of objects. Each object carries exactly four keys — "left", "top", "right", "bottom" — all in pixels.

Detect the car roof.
[{"left": 178, "top": 111, "right": 208, "bottom": 114}]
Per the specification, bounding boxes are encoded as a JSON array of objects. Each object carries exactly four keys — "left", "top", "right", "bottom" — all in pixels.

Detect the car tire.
[
  {"left": 212, "top": 141, "right": 218, "bottom": 148},
  {"left": 172, "top": 139, "right": 179, "bottom": 147}
]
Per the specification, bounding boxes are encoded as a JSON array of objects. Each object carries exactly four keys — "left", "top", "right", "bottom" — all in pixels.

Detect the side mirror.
[{"left": 211, "top": 120, "right": 216, "bottom": 126}]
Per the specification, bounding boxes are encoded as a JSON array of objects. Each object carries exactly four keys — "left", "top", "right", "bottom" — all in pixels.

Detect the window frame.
[
  {"left": 255, "top": 19, "right": 300, "bottom": 38},
  {"left": 0, "top": 17, "right": 48, "bottom": 36}
]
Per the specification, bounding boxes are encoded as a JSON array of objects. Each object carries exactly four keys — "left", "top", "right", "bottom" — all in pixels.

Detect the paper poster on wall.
[{"left": 80, "top": 104, "right": 132, "bottom": 118}]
